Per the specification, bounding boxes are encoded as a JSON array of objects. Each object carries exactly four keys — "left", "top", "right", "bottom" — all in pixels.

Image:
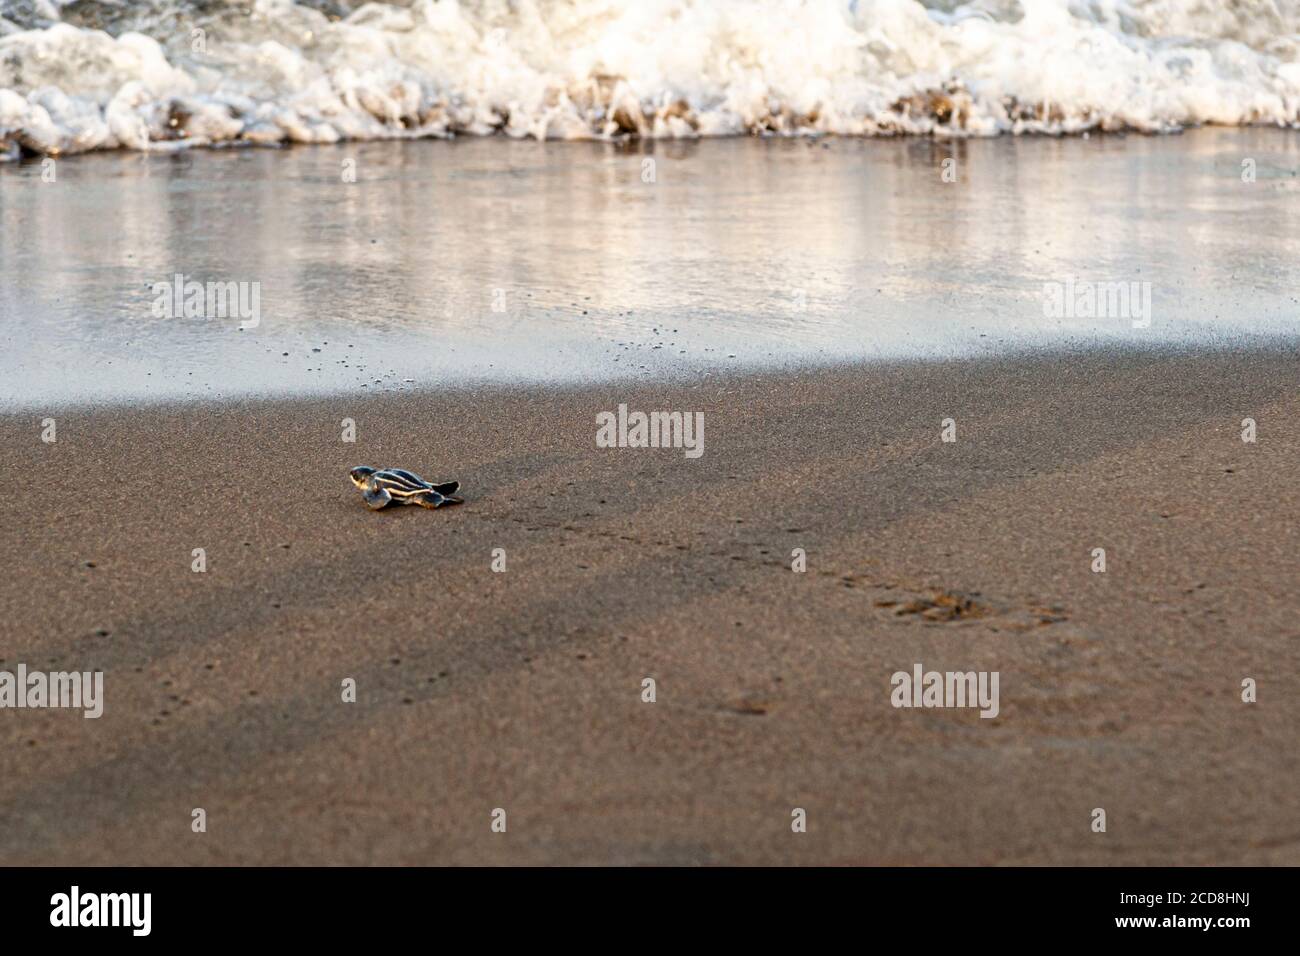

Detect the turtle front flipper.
[{"left": 362, "top": 484, "right": 393, "bottom": 510}]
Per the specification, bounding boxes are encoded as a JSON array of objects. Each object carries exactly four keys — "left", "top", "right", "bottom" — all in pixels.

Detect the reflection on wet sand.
[{"left": 1, "top": 129, "right": 1297, "bottom": 407}]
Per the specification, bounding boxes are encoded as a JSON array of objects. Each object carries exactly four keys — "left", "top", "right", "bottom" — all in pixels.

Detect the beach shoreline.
[
  {"left": 2, "top": 345, "right": 1296, "bottom": 864},
  {"left": 6, "top": 128, "right": 1300, "bottom": 411}
]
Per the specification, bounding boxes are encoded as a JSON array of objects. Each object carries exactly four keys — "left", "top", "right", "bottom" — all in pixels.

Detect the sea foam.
[{"left": 2, "top": 0, "right": 1299, "bottom": 158}]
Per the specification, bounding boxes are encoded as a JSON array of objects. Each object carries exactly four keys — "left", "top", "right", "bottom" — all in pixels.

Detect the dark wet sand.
[{"left": 1, "top": 346, "right": 1297, "bottom": 865}]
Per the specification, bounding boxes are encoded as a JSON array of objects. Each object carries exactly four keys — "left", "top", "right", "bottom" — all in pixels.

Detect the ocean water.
[
  {"left": 2, "top": 0, "right": 1300, "bottom": 159},
  {"left": 1, "top": 129, "right": 1297, "bottom": 408}
]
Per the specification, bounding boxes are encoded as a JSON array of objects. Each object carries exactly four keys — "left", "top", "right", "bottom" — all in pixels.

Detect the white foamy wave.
[{"left": 2, "top": 0, "right": 1299, "bottom": 159}]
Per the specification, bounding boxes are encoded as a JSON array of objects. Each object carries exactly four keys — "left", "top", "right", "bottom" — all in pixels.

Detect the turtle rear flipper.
[
  {"left": 416, "top": 491, "right": 463, "bottom": 508},
  {"left": 430, "top": 480, "right": 459, "bottom": 495}
]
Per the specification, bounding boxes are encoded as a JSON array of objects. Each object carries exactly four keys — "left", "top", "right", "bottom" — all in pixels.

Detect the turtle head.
[{"left": 349, "top": 465, "right": 378, "bottom": 488}]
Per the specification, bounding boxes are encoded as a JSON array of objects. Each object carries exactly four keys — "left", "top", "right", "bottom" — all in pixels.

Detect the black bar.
[{"left": 0, "top": 867, "right": 1278, "bottom": 942}]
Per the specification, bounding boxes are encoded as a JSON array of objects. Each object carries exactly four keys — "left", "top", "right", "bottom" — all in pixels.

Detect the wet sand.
[
  {"left": 4, "top": 128, "right": 1299, "bottom": 408},
  {"left": 1, "top": 345, "right": 1297, "bottom": 865}
]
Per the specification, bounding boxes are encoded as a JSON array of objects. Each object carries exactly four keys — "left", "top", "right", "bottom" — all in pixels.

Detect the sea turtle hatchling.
[{"left": 349, "top": 466, "right": 463, "bottom": 511}]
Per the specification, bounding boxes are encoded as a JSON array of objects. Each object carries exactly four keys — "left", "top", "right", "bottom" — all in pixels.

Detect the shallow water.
[{"left": 1, "top": 128, "right": 1298, "bottom": 408}]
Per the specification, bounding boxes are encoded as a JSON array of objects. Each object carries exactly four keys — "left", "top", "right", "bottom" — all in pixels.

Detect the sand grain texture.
[{"left": 1, "top": 347, "right": 1297, "bottom": 864}]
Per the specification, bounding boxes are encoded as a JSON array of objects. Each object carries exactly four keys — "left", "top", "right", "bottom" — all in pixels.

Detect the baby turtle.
[{"left": 349, "top": 466, "right": 463, "bottom": 511}]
